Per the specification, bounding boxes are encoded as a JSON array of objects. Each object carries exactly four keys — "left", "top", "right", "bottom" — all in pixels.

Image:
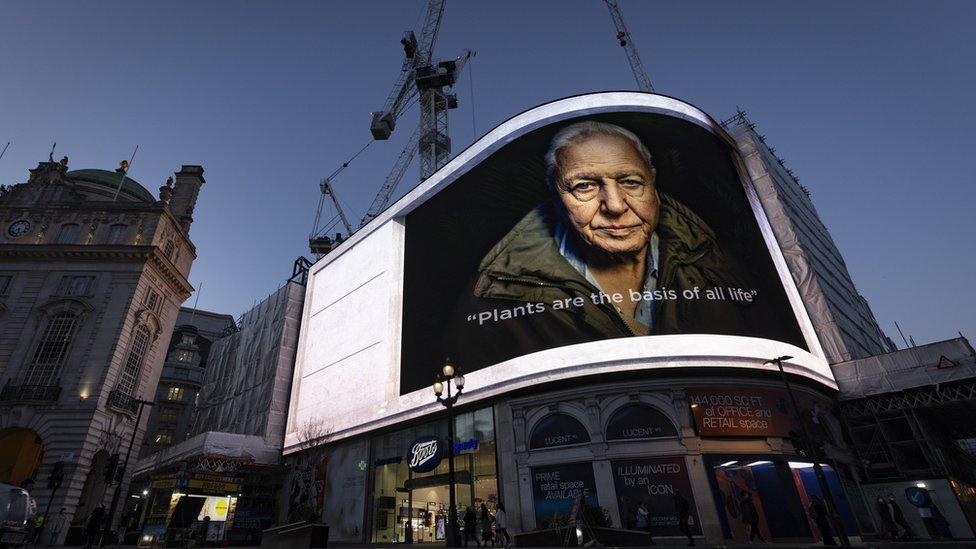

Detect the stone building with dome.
[{"left": 0, "top": 156, "right": 205, "bottom": 544}]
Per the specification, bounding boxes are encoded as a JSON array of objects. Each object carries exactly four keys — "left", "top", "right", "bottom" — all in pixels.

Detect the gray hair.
[{"left": 544, "top": 121, "right": 654, "bottom": 189}]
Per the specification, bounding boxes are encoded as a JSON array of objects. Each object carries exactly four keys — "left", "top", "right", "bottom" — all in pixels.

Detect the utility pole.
[
  {"left": 34, "top": 460, "right": 65, "bottom": 546},
  {"left": 766, "top": 356, "right": 850, "bottom": 546},
  {"left": 101, "top": 398, "right": 153, "bottom": 547}
]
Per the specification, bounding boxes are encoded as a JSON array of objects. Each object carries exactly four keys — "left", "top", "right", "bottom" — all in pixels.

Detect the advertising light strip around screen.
[{"left": 286, "top": 93, "right": 832, "bottom": 452}]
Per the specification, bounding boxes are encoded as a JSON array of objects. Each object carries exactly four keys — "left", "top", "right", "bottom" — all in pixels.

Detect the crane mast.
[
  {"left": 361, "top": 126, "right": 420, "bottom": 227},
  {"left": 363, "top": 0, "right": 472, "bottom": 228},
  {"left": 309, "top": 178, "right": 354, "bottom": 257},
  {"left": 602, "top": 0, "right": 654, "bottom": 92}
]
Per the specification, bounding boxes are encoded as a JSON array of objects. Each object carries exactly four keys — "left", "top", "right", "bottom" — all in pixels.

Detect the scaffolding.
[{"left": 835, "top": 338, "right": 976, "bottom": 484}]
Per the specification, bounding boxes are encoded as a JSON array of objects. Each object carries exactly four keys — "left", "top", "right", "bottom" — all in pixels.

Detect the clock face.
[{"left": 7, "top": 220, "right": 30, "bottom": 238}]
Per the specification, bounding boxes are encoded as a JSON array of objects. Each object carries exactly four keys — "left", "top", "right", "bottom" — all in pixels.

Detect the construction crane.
[
  {"left": 362, "top": 0, "right": 472, "bottom": 227},
  {"left": 309, "top": 178, "right": 354, "bottom": 257},
  {"left": 602, "top": 0, "right": 654, "bottom": 92}
]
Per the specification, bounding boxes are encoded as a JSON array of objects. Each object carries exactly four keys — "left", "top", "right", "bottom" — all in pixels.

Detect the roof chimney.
[{"left": 168, "top": 165, "right": 205, "bottom": 233}]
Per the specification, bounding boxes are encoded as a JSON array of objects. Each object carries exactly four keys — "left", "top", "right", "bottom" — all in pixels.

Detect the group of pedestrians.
[
  {"left": 461, "top": 502, "right": 510, "bottom": 547},
  {"left": 875, "top": 493, "right": 916, "bottom": 541}
]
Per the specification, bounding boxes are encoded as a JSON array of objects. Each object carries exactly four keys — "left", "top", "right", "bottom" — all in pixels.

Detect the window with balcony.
[
  {"left": 57, "top": 275, "right": 94, "bottom": 296},
  {"left": 22, "top": 312, "right": 78, "bottom": 387},
  {"left": 176, "top": 349, "right": 194, "bottom": 363}
]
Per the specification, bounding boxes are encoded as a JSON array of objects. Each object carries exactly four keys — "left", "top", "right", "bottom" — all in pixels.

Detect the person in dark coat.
[
  {"left": 674, "top": 490, "right": 694, "bottom": 546},
  {"left": 875, "top": 495, "right": 897, "bottom": 540},
  {"left": 84, "top": 505, "right": 106, "bottom": 549},
  {"left": 738, "top": 491, "right": 765, "bottom": 543},
  {"left": 808, "top": 495, "right": 836, "bottom": 545},
  {"left": 479, "top": 503, "right": 494, "bottom": 546},
  {"left": 886, "top": 493, "right": 915, "bottom": 540},
  {"left": 462, "top": 506, "right": 480, "bottom": 547},
  {"left": 620, "top": 496, "right": 637, "bottom": 530}
]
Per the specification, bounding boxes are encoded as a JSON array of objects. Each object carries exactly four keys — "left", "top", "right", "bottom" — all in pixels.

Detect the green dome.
[{"left": 67, "top": 169, "right": 155, "bottom": 202}]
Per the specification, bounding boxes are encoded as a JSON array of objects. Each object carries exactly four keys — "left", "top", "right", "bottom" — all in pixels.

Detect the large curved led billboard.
[
  {"left": 285, "top": 93, "right": 830, "bottom": 451},
  {"left": 400, "top": 109, "right": 806, "bottom": 393}
]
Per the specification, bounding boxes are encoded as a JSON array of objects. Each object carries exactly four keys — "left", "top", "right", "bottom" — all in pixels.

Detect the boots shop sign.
[{"left": 408, "top": 436, "right": 445, "bottom": 472}]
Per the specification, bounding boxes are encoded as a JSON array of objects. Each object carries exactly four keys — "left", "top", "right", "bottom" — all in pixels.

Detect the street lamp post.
[
  {"left": 101, "top": 398, "right": 153, "bottom": 548},
  {"left": 765, "top": 356, "right": 849, "bottom": 546},
  {"left": 433, "top": 358, "right": 464, "bottom": 548}
]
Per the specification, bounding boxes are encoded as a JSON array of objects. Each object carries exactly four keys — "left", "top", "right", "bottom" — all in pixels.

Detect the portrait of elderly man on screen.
[{"left": 448, "top": 121, "right": 759, "bottom": 366}]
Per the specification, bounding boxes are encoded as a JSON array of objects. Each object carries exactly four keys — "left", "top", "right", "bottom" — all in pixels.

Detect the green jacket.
[{"left": 445, "top": 194, "right": 758, "bottom": 369}]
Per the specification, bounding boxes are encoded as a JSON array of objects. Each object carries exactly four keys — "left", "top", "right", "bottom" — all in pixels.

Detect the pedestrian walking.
[
  {"left": 886, "top": 493, "right": 915, "bottom": 540},
  {"left": 808, "top": 495, "right": 836, "bottom": 545},
  {"left": 674, "top": 489, "right": 695, "bottom": 546},
  {"left": 84, "top": 505, "right": 106, "bottom": 549},
  {"left": 463, "top": 506, "right": 480, "bottom": 547},
  {"left": 620, "top": 496, "right": 637, "bottom": 530},
  {"left": 479, "top": 503, "right": 494, "bottom": 547},
  {"left": 738, "top": 491, "right": 765, "bottom": 543},
  {"left": 636, "top": 500, "right": 655, "bottom": 545},
  {"left": 875, "top": 495, "right": 897, "bottom": 540},
  {"left": 494, "top": 502, "right": 511, "bottom": 547}
]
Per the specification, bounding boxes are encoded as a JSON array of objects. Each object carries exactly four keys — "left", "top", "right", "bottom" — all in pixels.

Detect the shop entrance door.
[{"left": 403, "top": 471, "right": 473, "bottom": 544}]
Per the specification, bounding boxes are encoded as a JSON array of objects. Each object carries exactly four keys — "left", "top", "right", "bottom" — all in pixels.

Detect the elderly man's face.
[{"left": 554, "top": 133, "right": 659, "bottom": 257}]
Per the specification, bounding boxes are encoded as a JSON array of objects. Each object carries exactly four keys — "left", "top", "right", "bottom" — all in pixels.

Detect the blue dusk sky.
[{"left": 2, "top": 1, "right": 973, "bottom": 347}]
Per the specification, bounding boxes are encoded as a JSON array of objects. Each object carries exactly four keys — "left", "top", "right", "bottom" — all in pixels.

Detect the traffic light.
[
  {"left": 48, "top": 460, "right": 64, "bottom": 490},
  {"left": 104, "top": 453, "right": 120, "bottom": 484}
]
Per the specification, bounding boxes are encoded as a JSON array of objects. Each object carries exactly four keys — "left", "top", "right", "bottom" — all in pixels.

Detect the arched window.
[
  {"left": 528, "top": 413, "right": 590, "bottom": 450},
  {"left": 55, "top": 223, "right": 80, "bottom": 244},
  {"left": 23, "top": 312, "right": 78, "bottom": 386},
  {"left": 605, "top": 404, "right": 678, "bottom": 440},
  {"left": 117, "top": 325, "right": 151, "bottom": 397}
]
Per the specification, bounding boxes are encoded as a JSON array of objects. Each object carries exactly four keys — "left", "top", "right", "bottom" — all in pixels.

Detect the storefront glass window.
[
  {"left": 367, "top": 407, "right": 498, "bottom": 544},
  {"left": 706, "top": 455, "right": 859, "bottom": 543}
]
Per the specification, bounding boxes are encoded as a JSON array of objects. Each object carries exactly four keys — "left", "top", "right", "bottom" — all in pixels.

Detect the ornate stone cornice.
[
  {"left": 0, "top": 244, "right": 155, "bottom": 261},
  {"left": 0, "top": 244, "right": 193, "bottom": 297},
  {"left": 148, "top": 249, "right": 194, "bottom": 298}
]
